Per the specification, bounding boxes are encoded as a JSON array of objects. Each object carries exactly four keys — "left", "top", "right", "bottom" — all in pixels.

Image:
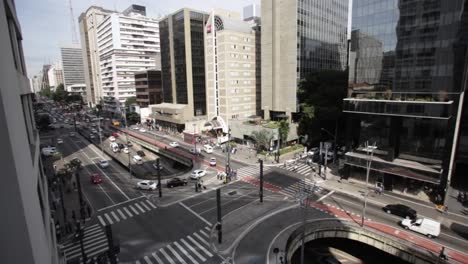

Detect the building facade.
[
  {"left": 0, "top": 0, "right": 59, "bottom": 263},
  {"left": 135, "top": 69, "right": 163, "bottom": 107},
  {"left": 97, "top": 5, "right": 160, "bottom": 112},
  {"left": 60, "top": 44, "right": 86, "bottom": 91},
  {"left": 261, "top": 0, "right": 348, "bottom": 120},
  {"left": 155, "top": 8, "right": 209, "bottom": 132},
  {"left": 79, "top": 6, "right": 115, "bottom": 106},
  {"left": 47, "top": 62, "right": 64, "bottom": 91},
  {"left": 41, "top": 64, "right": 51, "bottom": 90},
  {"left": 344, "top": 0, "right": 468, "bottom": 201},
  {"left": 204, "top": 9, "right": 257, "bottom": 132}
]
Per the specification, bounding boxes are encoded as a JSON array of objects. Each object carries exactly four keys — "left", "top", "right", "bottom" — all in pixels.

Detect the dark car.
[
  {"left": 383, "top": 204, "right": 417, "bottom": 219},
  {"left": 126, "top": 142, "right": 133, "bottom": 147},
  {"left": 137, "top": 150, "right": 145, "bottom": 157},
  {"left": 118, "top": 143, "right": 125, "bottom": 149},
  {"left": 90, "top": 173, "right": 103, "bottom": 184},
  {"left": 166, "top": 177, "right": 188, "bottom": 188}
]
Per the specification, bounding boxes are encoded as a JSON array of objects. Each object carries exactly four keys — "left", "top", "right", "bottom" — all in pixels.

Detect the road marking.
[
  {"left": 96, "top": 183, "right": 116, "bottom": 205},
  {"left": 129, "top": 205, "right": 140, "bottom": 215},
  {"left": 193, "top": 233, "right": 209, "bottom": 247},
  {"left": 104, "top": 213, "right": 113, "bottom": 225},
  {"left": 97, "top": 215, "right": 106, "bottom": 226},
  {"left": 199, "top": 230, "right": 209, "bottom": 238},
  {"left": 140, "top": 201, "right": 151, "bottom": 211},
  {"left": 123, "top": 207, "right": 133, "bottom": 217},
  {"left": 111, "top": 211, "right": 120, "bottom": 222},
  {"left": 98, "top": 196, "right": 145, "bottom": 212},
  {"left": 152, "top": 252, "right": 163, "bottom": 264},
  {"left": 146, "top": 200, "right": 157, "bottom": 209},
  {"left": 187, "top": 235, "right": 213, "bottom": 257},
  {"left": 204, "top": 226, "right": 210, "bottom": 231},
  {"left": 167, "top": 244, "right": 186, "bottom": 263},
  {"left": 179, "top": 202, "right": 212, "bottom": 227},
  {"left": 135, "top": 203, "right": 145, "bottom": 213},
  {"left": 181, "top": 238, "right": 206, "bottom": 262},
  {"left": 159, "top": 248, "right": 175, "bottom": 264},
  {"left": 117, "top": 209, "right": 127, "bottom": 220},
  {"left": 317, "top": 190, "right": 335, "bottom": 202},
  {"left": 144, "top": 256, "right": 153, "bottom": 264},
  {"left": 174, "top": 241, "right": 198, "bottom": 264}
]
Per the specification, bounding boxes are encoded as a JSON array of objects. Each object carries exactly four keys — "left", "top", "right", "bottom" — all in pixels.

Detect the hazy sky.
[{"left": 17, "top": 0, "right": 351, "bottom": 78}]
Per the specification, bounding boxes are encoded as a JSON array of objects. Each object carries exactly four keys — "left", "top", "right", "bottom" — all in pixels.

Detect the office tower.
[
  {"left": 261, "top": 0, "right": 348, "bottom": 120},
  {"left": 0, "top": 0, "right": 59, "bottom": 263},
  {"left": 205, "top": 9, "right": 257, "bottom": 132},
  {"left": 60, "top": 44, "right": 86, "bottom": 91},
  {"left": 97, "top": 5, "right": 160, "bottom": 112},
  {"left": 154, "top": 8, "right": 209, "bottom": 132},
  {"left": 344, "top": 0, "right": 468, "bottom": 201},
  {"left": 41, "top": 64, "right": 51, "bottom": 90},
  {"left": 47, "top": 62, "right": 64, "bottom": 91},
  {"left": 79, "top": 6, "right": 115, "bottom": 106},
  {"left": 31, "top": 73, "right": 43, "bottom": 93},
  {"left": 135, "top": 70, "right": 163, "bottom": 107},
  {"left": 243, "top": 4, "right": 260, "bottom": 22}
]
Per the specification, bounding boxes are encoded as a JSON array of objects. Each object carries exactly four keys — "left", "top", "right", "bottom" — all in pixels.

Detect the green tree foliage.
[
  {"left": 298, "top": 70, "right": 347, "bottom": 146},
  {"left": 125, "top": 97, "right": 137, "bottom": 108},
  {"left": 52, "top": 84, "right": 68, "bottom": 102},
  {"left": 251, "top": 129, "right": 273, "bottom": 153},
  {"left": 278, "top": 120, "right": 290, "bottom": 147},
  {"left": 39, "top": 87, "right": 52, "bottom": 98},
  {"left": 36, "top": 114, "right": 51, "bottom": 130},
  {"left": 126, "top": 111, "right": 141, "bottom": 125}
]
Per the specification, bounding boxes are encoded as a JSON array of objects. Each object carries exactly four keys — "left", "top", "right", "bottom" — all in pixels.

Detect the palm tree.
[
  {"left": 251, "top": 130, "right": 273, "bottom": 153},
  {"left": 278, "top": 120, "right": 290, "bottom": 148}
]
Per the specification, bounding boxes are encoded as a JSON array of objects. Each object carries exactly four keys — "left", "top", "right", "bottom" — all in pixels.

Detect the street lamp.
[
  {"left": 121, "top": 106, "right": 132, "bottom": 178},
  {"left": 361, "top": 142, "right": 377, "bottom": 227},
  {"left": 321, "top": 128, "right": 337, "bottom": 164}
]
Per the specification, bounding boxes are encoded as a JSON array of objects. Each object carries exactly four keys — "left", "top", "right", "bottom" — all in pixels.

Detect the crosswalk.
[
  {"left": 281, "top": 178, "right": 322, "bottom": 198},
  {"left": 135, "top": 226, "right": 215, "bottom": 264},
  {"left": 97, "top": 199, "right": 157, "bottom": 226},
  {"left": 279, "top": 162, "right": 313, "bottom": 176},
  {"left": 61, "top": 223, "right": 108, "bottom": 263},
  {"left": 236, "top": 165, "right": 272, "bottom": 178}
]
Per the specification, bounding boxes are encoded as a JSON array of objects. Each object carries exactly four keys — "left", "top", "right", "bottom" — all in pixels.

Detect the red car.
[
  {"left": 111, "top": 132, "right": 119, "bottom": 137},
  {"left": 90, "top": 173, "right": 103, "bottom": 184}
]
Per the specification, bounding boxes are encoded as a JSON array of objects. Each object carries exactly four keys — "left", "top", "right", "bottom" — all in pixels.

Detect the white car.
[
  {"left": 152, "top": 163, "right": 163, "bottom": 170},
  {"left": 139, "top": 128, "right": 147, "bottom": 133},
  {"left": 169, "top": 142, "right": 179, "bottom": 147},
  {"left": 90, "top": 134, "right": 95, "bottom": 139},
  {"left": 109, "top": 136, "right": 116, "bottom": 142},
  {"left": 190, "top": 170, "right": 206, "bottom": 179},
  {"left": 57, "top": 138, "right": 63, "bottom": 144},
  {"left": 123, "top": 147, "right": 129, "bottom": 154},
  {"left": 99, "top": 160, "right": 109, "bottom": 168},
  {"left": 132, "top": 126, "right": 140, "bottom": 130},
  {"left": 137, "top": 180, "right": 157, "bottom": 190},
  {"left": 69, "top": 132, "right": 75, "bottom": 137},
  {"left": 209, "top": 158, "right": 216, "bottom": 166}
]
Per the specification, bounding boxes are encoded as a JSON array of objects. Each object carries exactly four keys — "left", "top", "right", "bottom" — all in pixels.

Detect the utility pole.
[
  {"left": 73, "top": 168, "right": 85, "bottom": 220},
  {"left": 361, "top": 142, "right": 377, "bottom": 227},
  {"left": 76, "top": 222, "right": 87, "bottom": 263},
  {"left": 157, "top": 158, "right": 162, "bottom": 198},
  {"left": 105, "top": 225, "right": 119, "bottom": 264},
  {"left": 324, "top": 145, "right": 329, "bottom": 180},
  {"left": 98, "top": 110, "right": 103, "bottom": 154},
  {"left": 259, "top": 159, "right": 264, "bottom": 203},
  {"left": 226, "top": 128, "right": 231, "bottom": 174},
  {"left": 122, "top": 107, "right": 132, "bottom": 178},
  {"left": 216, "top": 189, "right": 222, "bottom": 243}
]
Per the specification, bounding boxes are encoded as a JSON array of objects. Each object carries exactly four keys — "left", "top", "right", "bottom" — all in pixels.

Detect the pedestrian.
[{"left": 444, "top": 206, "right": 448, "bottom": 214}]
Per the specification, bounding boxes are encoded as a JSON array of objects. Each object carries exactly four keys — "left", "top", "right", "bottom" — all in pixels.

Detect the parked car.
[
  {"left": 209, "top": 158, "right": 216, "bottom": 166},
  {"left": 123, "top": 147, "right": 129, "bottom": 154},
  {"left": 167, "top": 177, "right": 188, "bottom": 188},
  {"left": 41, "top": 147, "right": 57, "bottom": 156},
  {"left": 190, "top": 170, "right": 206, "bottom": 180},
  {"left": 133, "top": 155, "right": 143, "bottom": 164},
  {"left": 400, "top": 218, "right": 440, "bottom": 238},
  {"left": 99, "top": 160, "right": 109, "bottom": 168},
  {"left": 111, "top": 132, "right": 119, "bottom": 137},
  {"left": 136, "top": 150, "right": 145, "bottom": 157},
  {"left": 126, "top": 142, "right": 133, "bottom": 147},
  {"left": 57, "top": 138, "right": 63, "bottom": 144},
  {"left": 139, "top": 128, "right": 147, "bottom": 133},
  {"left": 383, "top": 204, "right": 417, "bottom": 219},
  {"left": 152, "top": 163, "right": 163, "bottom": 171},
  {"left": 118, "top": 143, "right": 125, "bottom": 149},
  {"left": 169, "top": 142, "right": 179, "bottom": 147},
  {"left": 90, "top": 173, "right": 103, "bottom": 184},
  {"left": 137, "top": 180, "right": 157, "bottom": 190},
  {"left": 109, "top": 136, "right": 116, "bottom": 142}
]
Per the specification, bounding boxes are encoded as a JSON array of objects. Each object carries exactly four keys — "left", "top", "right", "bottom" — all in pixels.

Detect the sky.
[{"left": 16, "top": 0, "right": 351, "bottom": 78}]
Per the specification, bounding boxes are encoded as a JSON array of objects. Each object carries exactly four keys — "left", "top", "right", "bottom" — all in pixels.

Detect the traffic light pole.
[
  {"left": 259, "top": 159, "right": 264, "bottom": 203},
  {"left": 216, "top": 189, "right": 222, "bottom": 244},
  {"left": 157, "top": 158, "right": 162, "bottom": 197}
]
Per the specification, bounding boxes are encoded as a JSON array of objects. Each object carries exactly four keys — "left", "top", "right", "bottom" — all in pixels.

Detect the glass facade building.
[{"left": 345, "top": 0, "right": 468, "bottom": 199}]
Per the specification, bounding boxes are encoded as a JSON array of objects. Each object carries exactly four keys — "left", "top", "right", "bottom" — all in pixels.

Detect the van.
[
  {"left": 41, "top": 147, "right": 57, "bottom": 156},
  {"left": 401, "top": 218, "right": 440, "bottom": 238},
  {"left": 133, "top": 155, "right": 143, "bottom": 165},
  {"left": 203, "top": 145, "right": 213, "bottom": 153}
]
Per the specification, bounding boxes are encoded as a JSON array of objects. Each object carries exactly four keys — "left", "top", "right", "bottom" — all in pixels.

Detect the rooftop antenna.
[{"left": 68, "top": 0, "right": 78, "bottom": 43}]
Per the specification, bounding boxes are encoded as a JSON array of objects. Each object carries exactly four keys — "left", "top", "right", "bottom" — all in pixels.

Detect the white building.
[
  {"left": 205, "top": 9, "right": 257, "bottom": 132},
  {"left": 96, "top": 5, "right": 160, "bottom": 112},
  {"left": 47, "top": 62, "right": 64, "bottom": 91},
  {"left": 30, "top": 73, "right": 43, "bottom": 93},
  {"left": 1, "top": 0, "right": 59, "bottom": 263},
  {"left": 79, "top": 6, "right": 115, "bottom": 106},
  {"left": 60, "top": 44, "right": 86, "bottom": 91},
  {"left": 66, "top": 83, "right": 87, "bottom": 98}
]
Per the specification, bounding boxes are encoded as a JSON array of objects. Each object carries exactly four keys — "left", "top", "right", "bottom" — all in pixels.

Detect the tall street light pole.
[
  {"left": 121, "top": 107, "right": 132, "bottom": 178},
  {"left": 321, "top": 128, "right": 337, "bottom": 164},
  {"left": 361, "top": 142, "right": 377, "bottom": 227},
  {"left": 226, "top": 128, "right": 231, "bottom": 175}
]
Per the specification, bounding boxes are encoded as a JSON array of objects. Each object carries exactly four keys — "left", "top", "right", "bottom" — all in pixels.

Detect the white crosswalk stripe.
[
  {"left": 61, "top": 224, "right": 109, "bottom": 262},
  {"left": 137, "top": 227, "right": 214, "bottom": 264},
  {"left": 97, "top": 199, "right": 157, "bottom": 226},
  {"left": 236, "top": 165, "right": 271, "bottom": 178},
  {"left": 282, "top": 178, "right": 322, "bottom": 198},
  {"left": 280, "top": 162, "right": 313, "bottom": 176}
]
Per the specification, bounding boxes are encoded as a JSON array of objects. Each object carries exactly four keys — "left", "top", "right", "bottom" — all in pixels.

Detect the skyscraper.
[
  {"left": 261, "top": 0, "right": 348, "bottom": 120},
  {"left": 1, "top": 0, "right": 59, "bottom": 263},
  {"left": 60, "top": 44, "right": 85, "bottom": 91},
  {"left": 79, "top": 6, "right": 115, "bottom": 105},
  {"left": 47, "top": 62, "right": 64, "bottom": 91},
  {"left": 96, "top": 5, "right": 160, "bottom": 112}
]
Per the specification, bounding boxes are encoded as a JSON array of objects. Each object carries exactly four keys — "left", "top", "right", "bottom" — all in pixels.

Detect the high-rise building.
[
  {"left": 31, "top": 73, "right": 43, "bottom": 93},
  {"left": 41, "top": 64, "right": 51, "bottom": 90},
  {"left": 135, "top": 69, "right": 163, "bottom": 107},
  {"left": 261, "top": 0, "right": 348, "bottom": 120},
  {"left": 79, "top": 6, "right": 115, "bottom": 106},
  {"left": 243, "top": 4, "right": 260, "bottom": 22},
  {"left": 60, "top": 44, "right": 86, "bottom": 90},
  {"left": 1, "top": 0, "right": 59, "bottom": 263},
  {"left": 153, "top": 8, "right": 209, "bottom": 132},
  {"left": 47, "top": 62, "right": 64, "bottom": 91},
  {"left": 343, "top": 0, "right": 468, "bottom": 202},
  {"left": 96, "top": 5, "right": 160, "bottom": 112},
  {"left": 204, "top": 9, "right": 257, "bottom": 133}
]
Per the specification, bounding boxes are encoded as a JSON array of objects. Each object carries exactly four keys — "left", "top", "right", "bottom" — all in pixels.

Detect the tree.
[
  {"left": 126, "top": 111, "right": 140, "bottom": 125},
  {"left": 297, "top": 70, "right": 347, "bottom": 146},
  {"left": 36, "top": 114, "right": 51, "bottom": 130},
  {"left": 278, "top": 120, "right": 290, "bottom": 148},
  {"left": 52, "top": 84, "right": 68, "bottom": 102},
  {"left": 125, "top": 97, "right": 137, "bottom": 108},
  {"left": 39, "top": 87, "right": 52, "bottom": 98},
  {"left": 251, "top": 129, "right": 273, "bottom": 153}
]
